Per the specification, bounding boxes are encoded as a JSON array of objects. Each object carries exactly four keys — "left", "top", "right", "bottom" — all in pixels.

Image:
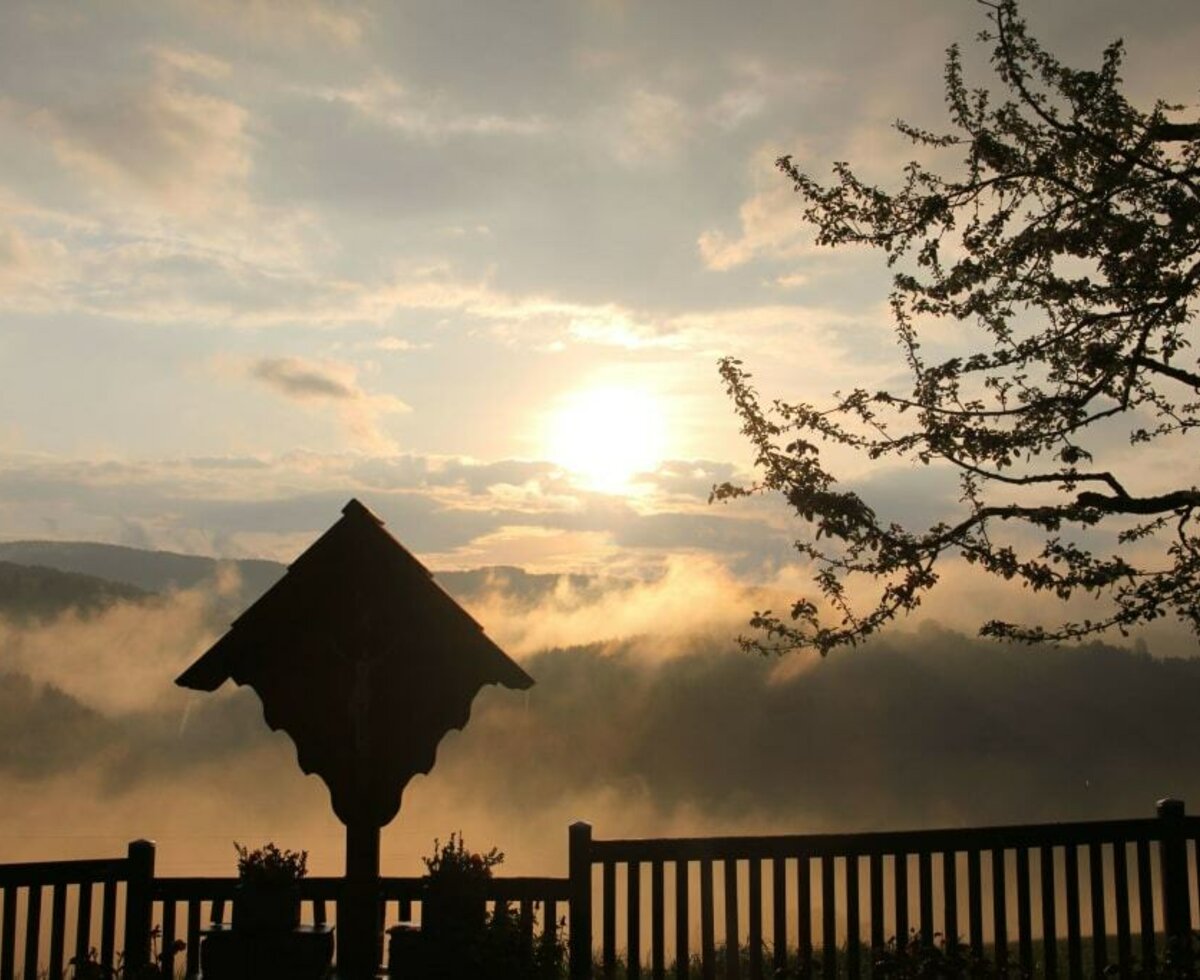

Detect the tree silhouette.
[{"left": 717, "top": 0, "right": 1200, "bottom": 654}]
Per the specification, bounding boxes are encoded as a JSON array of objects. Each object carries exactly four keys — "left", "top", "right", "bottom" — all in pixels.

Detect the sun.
[{"left": 545, "top": 385, "right": 668, "bottom": 492}]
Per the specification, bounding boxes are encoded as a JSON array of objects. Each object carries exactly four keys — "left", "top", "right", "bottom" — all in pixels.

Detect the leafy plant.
[
  {"left": 69, "top": 926, "right": 186, "bottom": 979},
  {"left": 233, "top": 841, "right": 308, "bottom": 887},
  {"left": 423, "top": 831, "right": 504, "bottom": 886}
]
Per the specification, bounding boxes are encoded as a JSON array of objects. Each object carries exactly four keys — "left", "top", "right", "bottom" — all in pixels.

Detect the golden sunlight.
[{"left": 545, "top": 385, "right": 668, "bottom": 492}]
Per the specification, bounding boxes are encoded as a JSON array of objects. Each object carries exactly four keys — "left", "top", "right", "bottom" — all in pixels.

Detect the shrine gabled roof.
[{"left": 174, "top": 498, "right": 532, "bottom": 826}]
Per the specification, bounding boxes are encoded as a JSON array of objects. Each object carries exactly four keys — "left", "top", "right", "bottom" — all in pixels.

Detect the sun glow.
[{"left": 546, "top": 385, "right": 668, "bottom": 493}]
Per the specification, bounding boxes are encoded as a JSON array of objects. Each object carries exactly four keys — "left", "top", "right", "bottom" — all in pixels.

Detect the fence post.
[
  {"left": 123, "top": 839, "right": 156, "bottom": 973},
  {"left": 569, "top": 821, "right": 593, "bottom": 980},
  {"left": 1157, "top": 799, "right": 1191, "bottom": 956}
]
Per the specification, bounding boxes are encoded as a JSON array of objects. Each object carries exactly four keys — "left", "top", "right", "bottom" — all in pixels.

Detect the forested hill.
[{"left": 0, "top": 561, "right": 150, "bottom": 624}]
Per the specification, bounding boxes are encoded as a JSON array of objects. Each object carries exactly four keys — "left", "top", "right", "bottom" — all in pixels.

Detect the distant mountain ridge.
[{"left": 0, "top": 541, "right": 616, "bottom": 618}]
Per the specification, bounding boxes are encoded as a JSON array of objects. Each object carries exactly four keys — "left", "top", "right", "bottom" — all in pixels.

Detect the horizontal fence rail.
[{"left": 568, "top": 801, "right": 1200, "bottom": 980}]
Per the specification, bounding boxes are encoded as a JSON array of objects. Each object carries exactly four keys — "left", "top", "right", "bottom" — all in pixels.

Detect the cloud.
[
  {"left": 244, "top": 356, "right": 411, "bottom": 453},
  {"left": 27, "top": 70, "right": 251, "bottom": 217},
  {"left": 697, "top": 148, "right": 813, "bottom": 271},
  {"left": 312, "top": 72, "right": 549, "bottom": 140},
  {"left": 188, "top": 0, "right": 366, "bottom": 47}
]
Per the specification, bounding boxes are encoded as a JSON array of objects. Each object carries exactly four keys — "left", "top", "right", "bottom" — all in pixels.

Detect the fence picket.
[
  {"left": 918, "top": 851, "right": 932, "bottom": 945},
  {"left": 772, "top": 858, "right": 786, "bottom": 976},
  {"left": 1016, "top": 846, "right": 1032, "bottom": 977},
  {"left": 1113, "top": 842, "right": 1130, "bottom": 980},
  {"left": 100, "top": 880, "right": 116, "bottom": 972},
  {"left": 869, "top": 853, "right": 883, "bottom": 952},
  {"left": 1090, "top": 841, "right": 1107, "bottom": 978},
  {"left": 186, "top": 899, "right": 201, "bottom": 978},
  {"left": 23, "top": 885, "right": 41, "bottom": 980},
  {"left": 1135, "top": 838, "right": 1154, "bottom": 968},
  {"left": 675, "top": 861, "right": 689, "bottom": 980},
  {"left": 796, "top": 855, "right": 812, "bottom": 980},
  {"left": 894, "top": 853, "right": 908, "bottom": 948},
  {"left": 1041, "top": 846, "right": 1058, "bottom": 980},
  {"left": 603, "top": 861, "right": 616, "bottom": 977},
  {"left": 628, "top": 861, "right": 641, "bottom": 980},
  {"left": 991, "top": 847, "right": 1007, "bottom": 971},
  {"left": 48, "top": 884, "right": 66, "bottom": 980},
  {"left": 75, "top": 882, "right": 93, "bottom": 975},
  {"left": 700, "top": 858, "right": 715, "bottom": 980},
  {"left": 1066, "top": 843, "right": 1082, "bottom": 978},
  {"left": 845, "top": 855, "right": 860, "bottom": 980},
  {"left": 1, "top": 886, "right": 13, "bottom": 980},
  {"left": 723, "top": 859, "right": 738, "bottom": 980},
  {"left": 651, "top": 860, "right": 664, "bottom": 980},
  {"left": 943, "top": 852, "right": 958, "bottom": 948},
  {"left": 160, "top": 899, "right": 178, "bottom": 979},
  {"left": 967, "top": 849, "right": 983, "bottom": 956},
  {"left": 821, "top": 855, "right": 835, "bottom": 980},
  {"left": 747, "top": 858, "right": 761, "bottom": 980}
]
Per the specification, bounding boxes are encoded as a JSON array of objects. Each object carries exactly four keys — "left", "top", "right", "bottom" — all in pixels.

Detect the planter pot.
[
  {"left": 421, "top": 888, "right": 486, "bottom": 944},
  {"left": 232, "top": 883, "right": 301, "bottom": 933}
]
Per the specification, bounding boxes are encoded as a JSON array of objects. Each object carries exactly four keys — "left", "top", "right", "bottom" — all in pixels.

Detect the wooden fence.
[
  {"left": 0, "top": 839, "right": 567, "bottom": 979},
  {"left": 566, "top": 799, "right": 1200, "bottom": 979},
  {"left": 3, "top": 799, "right": 1199, "bottom": 978}
]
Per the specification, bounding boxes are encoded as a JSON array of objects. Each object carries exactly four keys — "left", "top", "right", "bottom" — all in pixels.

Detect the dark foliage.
[{"left": 715, "top": 0, "right": 1200, "bottom": 653}]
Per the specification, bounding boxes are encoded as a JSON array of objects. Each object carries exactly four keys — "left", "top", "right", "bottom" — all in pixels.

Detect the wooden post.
[
  {"left": 340, "top": 822, "right": 381, "bottom": 980},
  {"left": 569, "top": 821, "right": 593, "bottom": 980},
  {"left": 123, "top": 840, "right": 156, "bottom": 974},
  {"left": 1157, "top": 799, "right": 1191, "bottom": 959}
]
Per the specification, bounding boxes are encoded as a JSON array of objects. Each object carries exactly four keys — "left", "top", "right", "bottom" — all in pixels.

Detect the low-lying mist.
[{"left": 2, "top": 557, "right": 1199, "bottom": 882}]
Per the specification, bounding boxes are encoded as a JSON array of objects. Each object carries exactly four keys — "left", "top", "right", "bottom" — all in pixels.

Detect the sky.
[{"left": 1, "top": 0, "right": 1198, "bottom": 603}]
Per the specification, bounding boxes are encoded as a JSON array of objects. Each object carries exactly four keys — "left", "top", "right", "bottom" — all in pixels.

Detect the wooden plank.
[
  {"left": 1016, "top": 847, "right": 1032, "bottom": 979},
  {"left": 604, "top": 861, "right": 617, "bottom": 978},
  {"left": 748, "top": 859, "right": 762, "bottom": 980},
  {"left": 0, "top": 860, "right": 126, "bottom": 888},
  {"left": 845, "top": 855, "right": 860, "bottom": 980},
  {"left": 629, "top": 861, "right": 642, "bottom": 980},
  {"left": 894, "top": 853, "right": 908, "bottom": 949},
  {"left": 544, "top": 899, "right": 559, "bottom": 942},
  {"left": 588, "top": 817, "right": 1162, "bottom": 864},
  {"left": 210, "top": 897, "right": 226, "bottom": 925},
  {"left": 23, "top": 884, "right": 41, "bottom": 980},
  {"left": 772, "top": 858, "right": 787, "bottom": 976},
  {"left": 821, "top": 855, "right": 835, "bottom": 980},
  {"left": 796, "top": 855, "right": 812, "bottom": 980},
  {"left": 676, "top": 861, "right": 689, "bottom": 980},
  {"left": 1, "top": 885, "right": 15, "bottom": 980},
  {"left": 701, "top": 859, "right": 715, "bottom": 980},
  {"left": 991, "top": 847, "right": 1007, "bottom": 971},
  {"left": 160, "top": 899, "right": 178, "bottom": 980},
  {"left": 967, "top": 849, "right": 983, "bottom": 956},
  {"left": 75, "top": 882, "right": 94, "bottom": 975},
  {"left": 1113, "top": 842, "right": 1131, "bottom": 979},
  {"left": 186, "top": 900, "right": 201, "bottom": 978},
  {"left": 1041, "top": 845, "right": 1058, "bottom": 980},
  {"left": 100, "top": 880, "right": 116, "bottom": 972},
  {"left": 1089, "top": 842, "right": 1107, "bottom": 978},
  {"left": 520, "top": 898, "right": 534, "bottom": 949},
  {"left": 869, "top": 853, "right": 884, "bottom": 952},
  {"left": 48, "top": 884, "right": 66, "bottom": 980},
  {"left": 724, "top": 859, "right": 738, "bottom": 980},
  {"left": 652, "top": 860, "right": 665, "bottom": 980},
  {"left": 314, "top": 899, "right": 327, "bottom": 927},
  {"left": 397, "top": 897, "right": 410, "bottom": 922},
  {"left": 943, "top": 851, "right": 958, "bottom": 949},
  {"left": 1136, "top": 838, "right": 1154, "bottom": 968},
  {"left": 918, "top": 851, "right": 932, "bottom": 945},
  {"left": 1065, "top": 844, "right": 1082, "bottom": 979}
]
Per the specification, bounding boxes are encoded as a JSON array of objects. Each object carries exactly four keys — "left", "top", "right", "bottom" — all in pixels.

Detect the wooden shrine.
[{"left": 176, "top": 498, "right": 533, "bottom": 978}]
